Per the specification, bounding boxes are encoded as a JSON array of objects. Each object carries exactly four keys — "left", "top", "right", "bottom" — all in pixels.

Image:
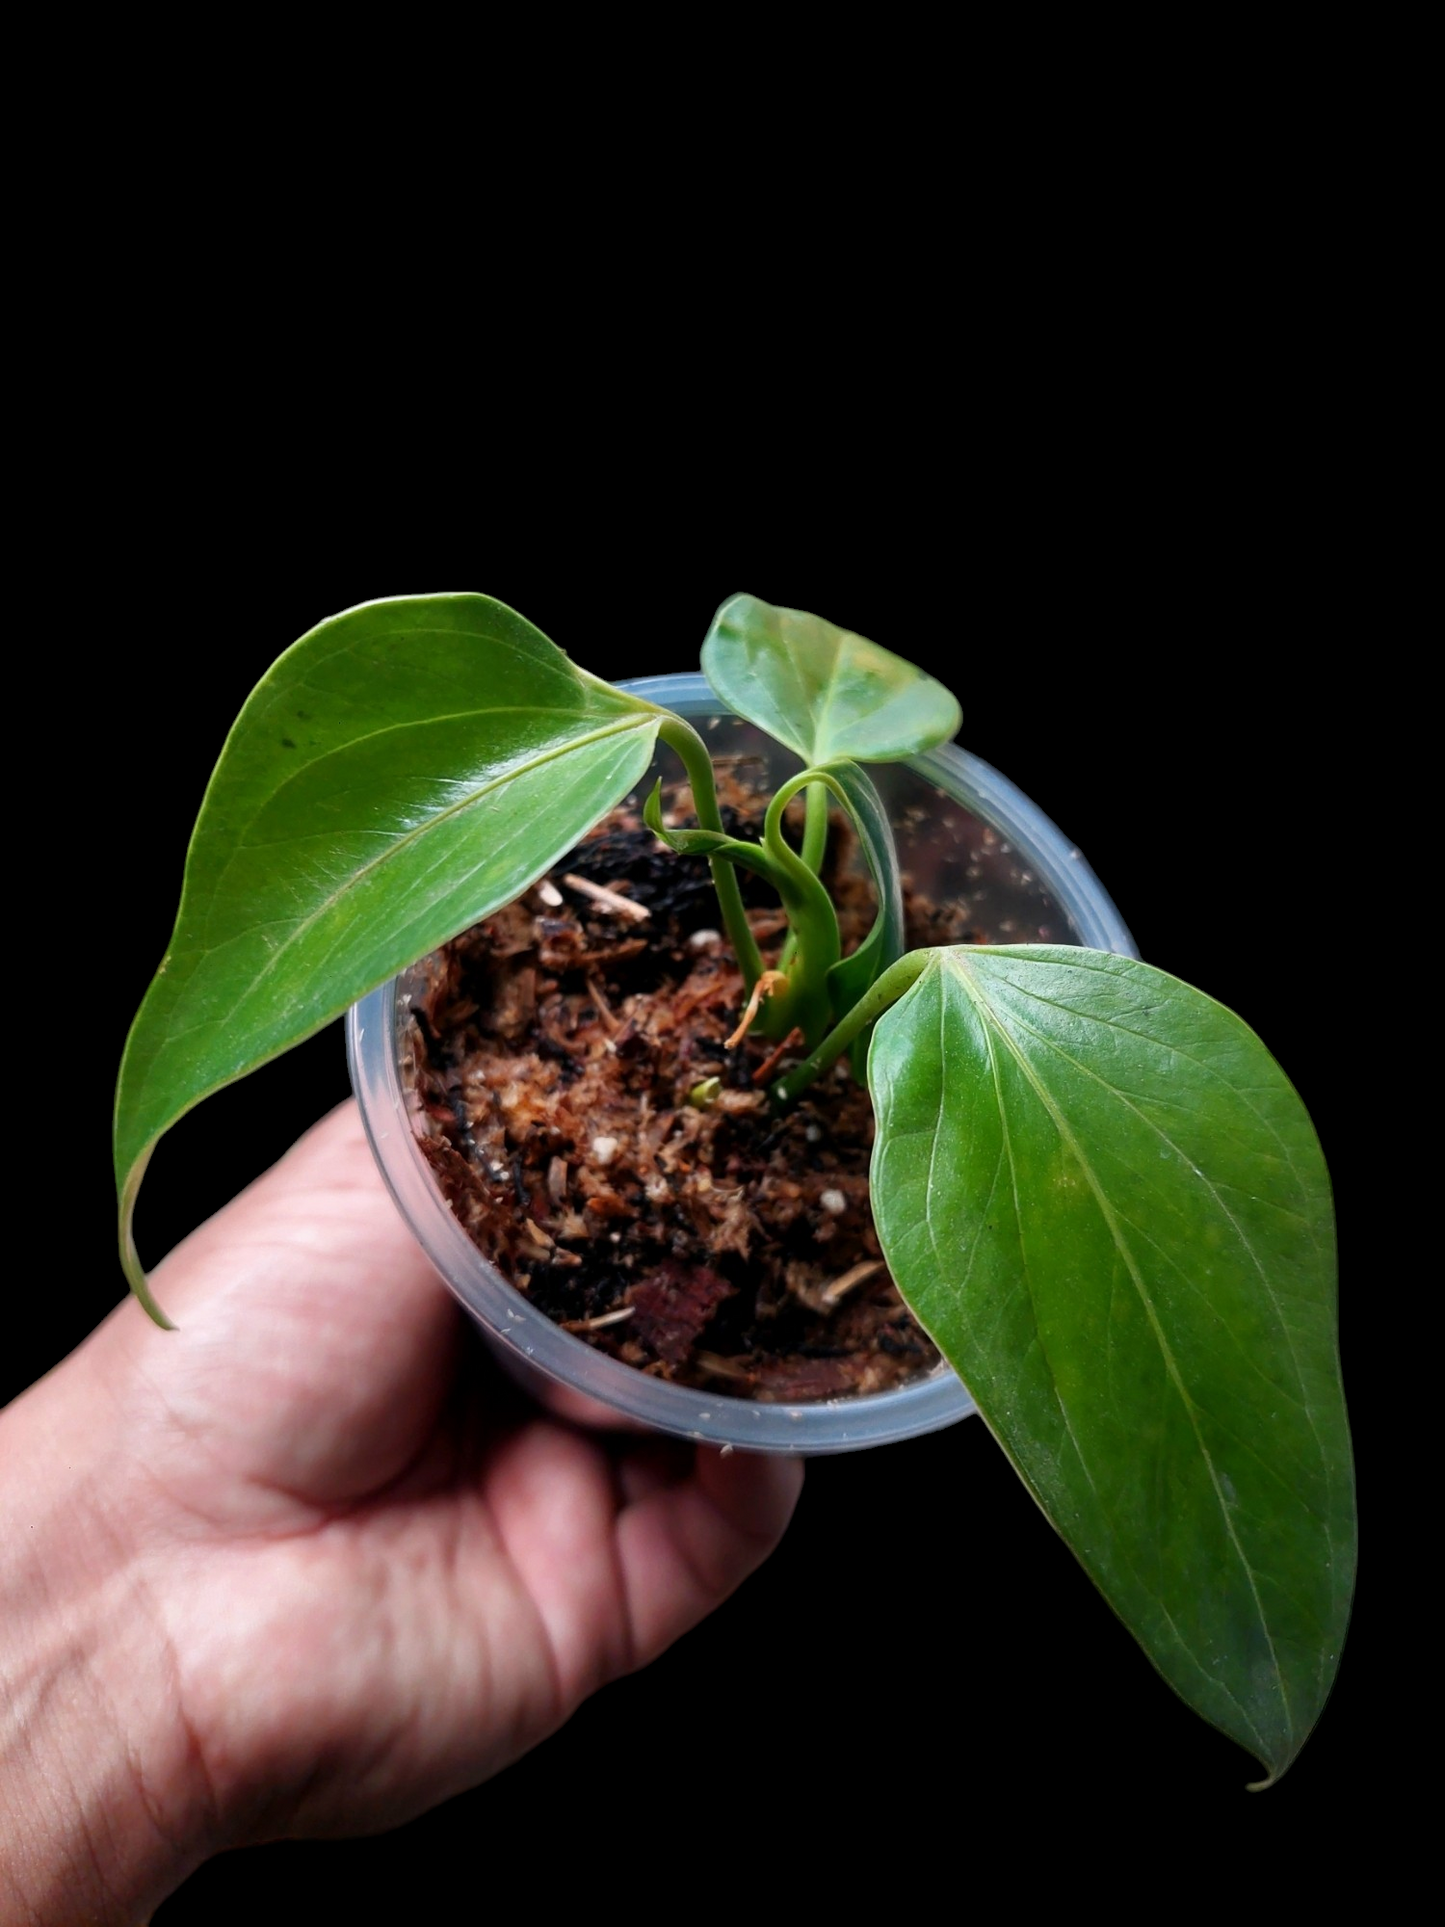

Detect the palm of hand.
[{"left": 70, "top": 1104, "right": 801, "bottom": 1848}]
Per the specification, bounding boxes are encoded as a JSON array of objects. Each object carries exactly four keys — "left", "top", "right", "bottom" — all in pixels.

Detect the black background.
[{"left": 8, "top": 372, "right": 1365, "bottom": 1906}]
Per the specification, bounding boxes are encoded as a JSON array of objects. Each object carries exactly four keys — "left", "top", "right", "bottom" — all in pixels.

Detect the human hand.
[{"left": 0, "top": 1101, "right": 803, "bottom": 1923}]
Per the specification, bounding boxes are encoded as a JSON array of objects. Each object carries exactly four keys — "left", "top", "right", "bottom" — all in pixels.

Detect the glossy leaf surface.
[
  {"left": 116, "top": 594, "right": 663, "bottom": 1315},
  {"left": 700, "top": 592, "right": 961, "bottom": 764},
  {"left": 867, "top": 946, "right": 1353, "bottom": 1784}
]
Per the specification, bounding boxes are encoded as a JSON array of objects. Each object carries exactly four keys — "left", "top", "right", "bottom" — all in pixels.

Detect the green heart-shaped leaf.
[
  {"left": 700, "top": 592, "right": 961, "bottom": 764},
  {"left": 867, "top": 946, "right": 1353, "bottom": 1785},
  {"left": 116, "top": 593, "right": 664, "bottom": 1320}
]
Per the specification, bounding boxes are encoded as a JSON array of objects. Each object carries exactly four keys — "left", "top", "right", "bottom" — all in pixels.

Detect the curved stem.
[
  {"left": 760, "top": 775, "right": 841, "bottom": 1046},
  {"left": 801, "top": 780, "right": 830, "bottom": 873},
  {"left": 769, "top": 950, "right": 932, "bottom": 1108},
  {"left": 658, "top": 716, "right": 762, "bottom": 990},
  {"left": 777, "top": 781, "right": 829, "bottom": 974}
]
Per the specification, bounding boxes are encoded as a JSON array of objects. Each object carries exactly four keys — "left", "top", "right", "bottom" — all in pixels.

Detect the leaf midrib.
[
  {"left": 942, "top": 951, "right": 1293, "bottom": 1754},
  {"left": 957, "top": 949, "right": 1322, "bottom": 1195},
  {"left": 807, "top": 630, "right": 848, "bottom": 760},
  {"left": 171, "top": 713, "right": 657, "bottom": 1024},
  {"left": 955, "top": 958, "right": 1334, "bottom": 1481}
]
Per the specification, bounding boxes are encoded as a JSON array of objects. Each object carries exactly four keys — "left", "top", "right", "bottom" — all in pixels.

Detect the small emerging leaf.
[
  {"left": 700, "top": 592, "right": 961, "bottom": 764},
  {"left": 116, "top": 594, "right": 665, "bottom": 1317},
  {"left": 867, "top": 947, "right": 1353, "bottom": 1785},
  {"left": 643, "top": 777, "right": 782, "bottom": 879}
]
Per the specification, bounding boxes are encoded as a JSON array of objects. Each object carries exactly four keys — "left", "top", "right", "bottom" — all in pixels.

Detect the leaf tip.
[
  {"left": 124, "top": 1255, "right": 178, "bottom": 1331},
  {"left": 642, "top": 776, "right": 669, "bottom": 841},
  {"left": 119, "top": 1166, "right": 177, "bottom": 1330}
]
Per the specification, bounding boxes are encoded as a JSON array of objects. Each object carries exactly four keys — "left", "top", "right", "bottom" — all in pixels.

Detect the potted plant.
[{"left": 114, "top": 590, "right": 1354, "bottom": 1791}]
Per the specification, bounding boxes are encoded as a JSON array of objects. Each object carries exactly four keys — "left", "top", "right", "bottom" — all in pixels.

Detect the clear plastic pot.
[{"left": 347, "top": 673, "right": 1136, "bottom": 1454}]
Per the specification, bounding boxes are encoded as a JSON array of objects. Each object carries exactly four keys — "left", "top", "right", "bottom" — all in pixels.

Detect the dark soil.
[{"left": 403, "top": 762, "right": 1025, "bottom": 1401}]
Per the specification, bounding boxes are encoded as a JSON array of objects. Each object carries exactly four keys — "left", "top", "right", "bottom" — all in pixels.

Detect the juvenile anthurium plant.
[{"left": 115, "top": 592, "right": 1354, "bottom": 1788}]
